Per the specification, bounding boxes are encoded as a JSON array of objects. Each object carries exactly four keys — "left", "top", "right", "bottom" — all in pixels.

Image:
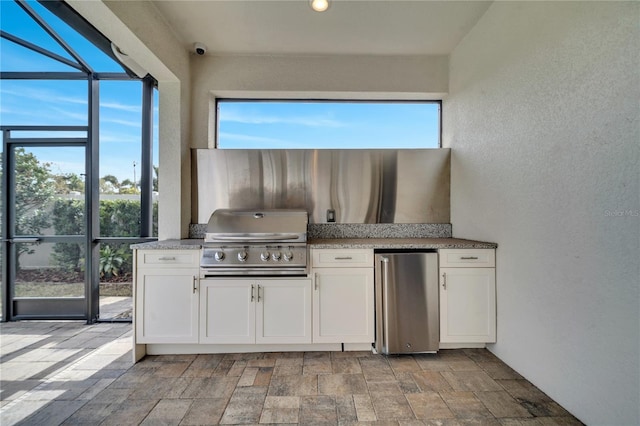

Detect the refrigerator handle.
[{"left": 380, "top": 256, "right": 390, "bottom": 353}]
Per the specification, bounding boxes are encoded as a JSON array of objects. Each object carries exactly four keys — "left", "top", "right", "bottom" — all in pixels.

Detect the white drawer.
[
  {"left": 439, "top": 249, "right": 495, "bottom": 268},
  {"left": 311, "top": 249, "right": 373, "bottom": 268},
  {"left": 137, "top": 250, "right": 200, "bottom": 268}
]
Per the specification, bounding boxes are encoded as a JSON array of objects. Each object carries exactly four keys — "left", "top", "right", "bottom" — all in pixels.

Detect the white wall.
[{"left": 443, "top": 2, "right": 639, "bottom": 424}]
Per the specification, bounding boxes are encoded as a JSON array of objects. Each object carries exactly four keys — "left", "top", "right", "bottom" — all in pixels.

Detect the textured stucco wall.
[{"left": 443, "top": 2, "right": 639, "bottom": 424}]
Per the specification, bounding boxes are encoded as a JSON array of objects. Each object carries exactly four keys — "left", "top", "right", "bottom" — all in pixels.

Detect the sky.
[
  {"left": 1, "top": 0, "right": 440, "bottom": 184},
  {"left": 0, "top": 0, "right": 158, "bottom": 184},
  {"left": 218, "top": 101, "right": 440, "bottom": 149}
]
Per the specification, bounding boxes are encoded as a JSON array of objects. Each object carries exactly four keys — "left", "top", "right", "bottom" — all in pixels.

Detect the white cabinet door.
[
  {"left": 256, "top": 280, "right": 312, "bottom": 344},
  {"left": 199, "top": 278, "right": 311, "bottom": 344},
  {"left": 313, "top": 268, "right": 375, "bottom": 344},
  {"left": 439, "top": 267, "right": 496, "bottom": 343},
  {"left": 136, "top": 272, "right": 199, "bottom": 344},
  {"left": 200, "top": 280, "right": 255, "bottom": 344}
]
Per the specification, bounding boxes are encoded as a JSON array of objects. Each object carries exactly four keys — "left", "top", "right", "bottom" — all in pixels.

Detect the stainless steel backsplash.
[{"left": 192, "top": 149, "right": 450, "bottom": 224}]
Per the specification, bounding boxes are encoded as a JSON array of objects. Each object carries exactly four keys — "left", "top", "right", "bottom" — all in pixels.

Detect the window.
[
  {"left": 98, "top": 81, "right": 159, "bottom": 238},
  {"left": 217, "top": 100, "right": 440, "bottom": 149}
]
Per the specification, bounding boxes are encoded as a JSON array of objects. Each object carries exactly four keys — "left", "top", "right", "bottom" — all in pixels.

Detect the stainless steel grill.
[{"left": 201, "top": 209, "right": 308, "bottom": 277}]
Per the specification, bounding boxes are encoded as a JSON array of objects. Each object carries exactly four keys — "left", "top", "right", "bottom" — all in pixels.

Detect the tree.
[
  {"left": 13, "top": 148, "right": 55, "bottom": 265},
  {"left": 53, "top": 173, "right": 84, "bottom": 194},
  {"left": 153, "top": 165, "right": 159, "bottom": 192},
  {"left": 100, "top": 174, "right": 119, "bottom": 194},
  {"left": 119, "top": 178, "right": 139, "bottom": 194}
]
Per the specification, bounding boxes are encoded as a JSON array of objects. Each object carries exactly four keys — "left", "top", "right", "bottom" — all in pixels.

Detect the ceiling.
[{"left": 151, "top": 0, "right": 493, "bottom": 56}]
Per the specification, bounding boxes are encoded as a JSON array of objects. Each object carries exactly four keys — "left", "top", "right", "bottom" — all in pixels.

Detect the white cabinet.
[
  {"left": 439, "top": 249, "right": 496, "bottom": 344},
  {"left": 135, "top": 250, "right": 200, "bottom": 344},
  {"left": 199, "top": 278, "right": 312, "bottom": 344},
  {"left": 311, "top": 249, "right": 375, "bottom": 344}
]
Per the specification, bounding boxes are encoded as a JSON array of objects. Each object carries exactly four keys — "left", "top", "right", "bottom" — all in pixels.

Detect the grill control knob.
[
  {"left": 214, "top": 251, "right": 225, "bottom": 261},
  {"left": 283, "top": 252, "right": 294, "bottom": 262},
  {"left": 237, "top": 251, "right": 248, "bottom": 262},
  {"left": 272, "top": 252, "right": 281, "bottom": 261},
  {"left": 260, "top": 251, "right": 270, "bottom": 261}
]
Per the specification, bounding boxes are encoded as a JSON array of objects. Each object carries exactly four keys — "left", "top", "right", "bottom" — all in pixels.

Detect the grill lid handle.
[{"left": 209, "top": 234, "right": 300, "bottom": 241}]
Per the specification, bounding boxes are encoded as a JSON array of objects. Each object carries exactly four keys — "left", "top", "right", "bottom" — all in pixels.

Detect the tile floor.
[
  {"left": 98, "top": 296, "right": 132, "bottom": 321},
  {"left": 0, "top": 322, "right": 583, "bottom": 425}
]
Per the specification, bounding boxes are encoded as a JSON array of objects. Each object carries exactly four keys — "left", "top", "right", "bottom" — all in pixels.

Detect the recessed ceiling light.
[{"left": 310, "top": 0, "right": 330, "bottom": 12}]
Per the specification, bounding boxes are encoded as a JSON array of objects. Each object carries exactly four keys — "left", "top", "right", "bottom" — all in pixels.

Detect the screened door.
[{"left": 5, "top": 144, "right": 88, "bottom": 319}]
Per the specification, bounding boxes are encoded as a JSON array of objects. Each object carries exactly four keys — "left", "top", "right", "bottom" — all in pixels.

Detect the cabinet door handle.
[
  {"left": 193, "top": 276, "right": 198, "bottom": 293},
  {"left": 442, "top": 272, "right": 447, "bottom": 290},
  {"left": 251, "top": 284, "right": 255, "bottom": 302},
  {"left": 257, "top": 285, "right": 262, "bottom": 302},
  {"left": 334, "top": 256, "right": 353, "bottom": 260},
  {"left": 159, "top": 256, "right": 176, "bottom": 261},
  {"left": 314, "top": 273, "right": 318, "bottom": 290},
  {"left": 460, "top": 256, "right": 478, "bottom": 260}
]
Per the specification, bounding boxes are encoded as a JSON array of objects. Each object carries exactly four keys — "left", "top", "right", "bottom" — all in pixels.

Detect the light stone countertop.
[
  {"left": 307, "top": 238, "right": 497, "bottom": 249},
  {"left": 132, "top": 237, "right": 496, "bottom": 250},
  {"left": 131, "top": 239, "right": 203, "bottom": 250}
]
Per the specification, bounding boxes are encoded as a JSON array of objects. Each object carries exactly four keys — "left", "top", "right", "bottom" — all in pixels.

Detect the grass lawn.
[{"left": 15, "top": 281, "right": 132, "bottom": 297}]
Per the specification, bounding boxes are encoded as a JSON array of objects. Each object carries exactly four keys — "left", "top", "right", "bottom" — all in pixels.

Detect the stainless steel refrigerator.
[{"left": 374, "top": 251, "right": 439, "bottom": 354}]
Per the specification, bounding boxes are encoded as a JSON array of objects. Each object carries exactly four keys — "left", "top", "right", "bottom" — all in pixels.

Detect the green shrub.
[
  {"left": 101, "top": 242, "right": 133, "bottom": 276},
  {"left": 51, "top": 198, "right": 157, "bottom": 275},
  {"left": 99, "top": 245, "right": 125, "bottom": 278},
  {"left": 51, "top": 199, "right": 84, "bottom": 271},
  {"left": 99, "top": 199, "right": 141, "bottom": 237}
]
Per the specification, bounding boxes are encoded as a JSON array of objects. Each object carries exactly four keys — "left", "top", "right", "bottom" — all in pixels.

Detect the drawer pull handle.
[
  {"left": 158, "top": 256, "right": 176, "bottom": 261},
  {"left": 334, "top": 256, "right": 353, "bottom": 260},
  {"left": 442, "top": 272, "right": 447, "bottom": 290},
  {"left": 460, "top": 256, "right": 479, "bottom": 260}
]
